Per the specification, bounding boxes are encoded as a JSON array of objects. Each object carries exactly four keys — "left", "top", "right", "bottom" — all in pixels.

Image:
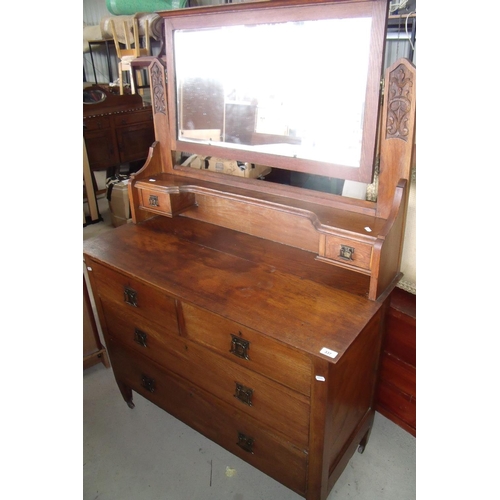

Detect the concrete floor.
[{"left": 83, "top": 194, "right": 416, "bottom": 500}]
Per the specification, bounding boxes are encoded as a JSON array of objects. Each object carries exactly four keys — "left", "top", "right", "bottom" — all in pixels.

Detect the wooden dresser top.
[{"left": 84, "top": 216, "right": 382, "bottom": 363}]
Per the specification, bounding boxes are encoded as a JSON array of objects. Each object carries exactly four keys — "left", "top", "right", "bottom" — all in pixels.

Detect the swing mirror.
[{"left": 164, "top": 0, "right": 388, "bottom": 184}]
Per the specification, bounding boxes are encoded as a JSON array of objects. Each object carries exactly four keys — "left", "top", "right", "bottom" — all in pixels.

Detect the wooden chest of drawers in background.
[
  {"left": 376, "top": 288, "right": 416, "bottom": 436},
  {"left": 83, "top": 84, "right": 154, "bottom": 174},
  {"left": 83, "top": 106, "right": 154, "bottom": 172}
]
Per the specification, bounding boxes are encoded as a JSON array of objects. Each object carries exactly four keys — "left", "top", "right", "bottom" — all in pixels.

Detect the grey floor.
[{"left": 83, "top": 193, "right": 416, "bottom": 500}]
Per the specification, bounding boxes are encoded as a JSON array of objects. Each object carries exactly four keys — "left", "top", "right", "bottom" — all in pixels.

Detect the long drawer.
[
  {"left": 103, "top": 301, "right": 310, "bottom": 448},
  {"left": 108, "top": 339, "right": 308, "bottom": 496},
  {"left": 181, "top": 302, "right": 312, "bottom": 397},
  {"left": 87, "top": 259, "right": 179, "bottom": 332}
]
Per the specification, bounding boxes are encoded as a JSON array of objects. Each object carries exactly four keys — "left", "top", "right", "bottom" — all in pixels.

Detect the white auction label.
[{"left": 320, "top": 347, "right": 338, "bottom": 359}]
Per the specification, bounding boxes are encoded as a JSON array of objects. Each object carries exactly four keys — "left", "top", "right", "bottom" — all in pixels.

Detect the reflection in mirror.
[
  {"left": 262, "top": 166, "right": 378, "bottom": 201},
  {"left": 83, "top": 88, "right": 107, "bottom": 104},
  {"left": 175, "top": 17, "right": 372, "bottom": 169}
]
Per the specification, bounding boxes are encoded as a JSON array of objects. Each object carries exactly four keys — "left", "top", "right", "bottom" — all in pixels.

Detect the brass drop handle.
[
  {"left": 149, "top": 195, "right": 159, "bottom": 207},
  {"left": 141, "top": 374, "right": 155, "bottom": 393},
  {"left": 230, "top": 334, "right": 250, "bottom": 360},
  {"left": 124, "top": 286, "right": 138, "bottom": 307},
  {"left": 134, "top": 328, "right": 148, "bottom": 347},
  {"left": 234, "top": 382, "right": 253, "bottom": 406},
  {"left": 236, "top": 432, "right": 254, "bottom": 454},
  {"left": 339, "top": 244, "right": 355, "bottom": 261}
]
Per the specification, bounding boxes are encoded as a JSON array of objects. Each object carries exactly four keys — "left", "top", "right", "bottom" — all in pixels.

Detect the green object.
[{"left": 106, "top": 0, "right": 187, "bottom": 16}]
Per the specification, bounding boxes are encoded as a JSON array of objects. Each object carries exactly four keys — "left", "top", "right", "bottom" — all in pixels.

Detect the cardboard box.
[
  {"left": 182, "top": 154, "right": 271, "bottom": 179},
  {"left": 108, "top": 179, "right": 131, "bottom": 227}
]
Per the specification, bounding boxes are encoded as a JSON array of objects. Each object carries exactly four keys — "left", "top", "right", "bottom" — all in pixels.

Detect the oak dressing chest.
[{"left": 83, "top": 1, "right": 416, "bottom": 498}]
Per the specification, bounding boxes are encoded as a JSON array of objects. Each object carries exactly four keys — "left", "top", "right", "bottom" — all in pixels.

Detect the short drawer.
[
  {"left": 323, "top": 235, "right": 373, "bottom": 270},
  {"left": 83, "top": 115, "right": 111, "bottom": 131},
  {"left": 113, "top": 109, "right": 152, "bottom": 127},
  {"left": 86, "top": 259, "right": 178, "bottom": 332},
  {"left": 136, "top": 186, "right": 194, "bottom": 216},
  {"left": 138, "top": 188, "right": 176, "bottom": 215},
  {"left": 109, "top": 339, "right": 308, "bottom": 496},
  {"left": 101, "top": 299, "right": 180, "bottom": 356},
  {"left": 181, "top": 303, "right": 312, "bottom": 397}
]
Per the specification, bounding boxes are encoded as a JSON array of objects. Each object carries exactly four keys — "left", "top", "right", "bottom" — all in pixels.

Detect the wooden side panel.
[
  {"left": 326, "top": 310, "right": 383, "bottom": 475},
  {"left": 377, "top": 59, "right": 416, "bottom": 220},
  {"left": 128, "top": 142, "right": 165, "bottom": 223},
  {"left": 306, "top": 307, "right": 385, "bottom": 500},
  {"left": 306, "top": 358, "right": 330, "bottom": 500},
  {"left": 148, "top": 58, "right": 173, "bottom": 173},
  {"left": 371, "top": 181, "right": 407, "bottom": 299},
  {"left": 127, "top": 57, "right": 188, "bottom": 223}
]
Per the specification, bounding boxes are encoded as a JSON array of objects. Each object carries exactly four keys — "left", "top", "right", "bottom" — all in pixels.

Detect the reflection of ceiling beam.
[{"left": 386, "top": 12, "right": 416, "bottom": 62}]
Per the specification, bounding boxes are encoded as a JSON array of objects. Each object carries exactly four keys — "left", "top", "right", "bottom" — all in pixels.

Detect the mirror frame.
[{"left": 164, "top": 0, "right": 388, "bottom": 184}]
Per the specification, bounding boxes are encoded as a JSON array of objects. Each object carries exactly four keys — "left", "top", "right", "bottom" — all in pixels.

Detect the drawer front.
[
  {"left": 137, "top": 188, "right": 175, "bottom": 215},
  {"left": 109, "top": 339, "right": 308, "bottom": 496},
  {"left": 113, "top": 109, "right": 152, "bottom": 127},
  {"left": 108, "top": 321, "right": 310, "bottom": 447},
  {"left": 101, "top": 299, "right": 180, "bottom": 354},
  {"left": 324, "top": 236, "right": 373, "bottom": 270},
  {"left": 182, "top": 303, "right": 312, "bottom": 397},
  {"left": 83, "top": 115, "right": 111, "bottom": 131},
  {"left": 87, "top": 259, "right": 178, "bottom": 331}
]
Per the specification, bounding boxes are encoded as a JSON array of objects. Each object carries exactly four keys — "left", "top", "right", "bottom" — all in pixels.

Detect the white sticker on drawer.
[
  {"left": 320, "top": 347, "right": 338, "bottom": 359},
  {"left": 315, "top": 376, "right": 326, "bottom": 382}
]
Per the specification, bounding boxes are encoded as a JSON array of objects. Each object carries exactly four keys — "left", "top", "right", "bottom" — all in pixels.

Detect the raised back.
[{"left": 127, "top": 0, "right": 416, "bottom": 300}]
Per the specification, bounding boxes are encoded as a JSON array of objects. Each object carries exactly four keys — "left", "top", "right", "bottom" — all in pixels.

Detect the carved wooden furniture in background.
[
  {"left": 83, "top": 85, "right": 154, "bottom": 174},
  {"left": 84, "top": 2, "right": 415, "bottom": 499}
]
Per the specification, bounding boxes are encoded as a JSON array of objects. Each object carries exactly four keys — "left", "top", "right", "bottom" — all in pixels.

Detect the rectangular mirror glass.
[{"left": 164, "top": 0, "right": 388, "bottom": 183}]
